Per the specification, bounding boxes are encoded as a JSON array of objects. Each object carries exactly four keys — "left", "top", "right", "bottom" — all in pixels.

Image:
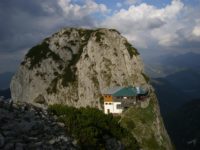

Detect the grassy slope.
[
  {"left": 120, "top": 93, "right": 173, "bottom": 150},
  {"left": 48, "top": 104, "right": 140, "bottom": 149}
]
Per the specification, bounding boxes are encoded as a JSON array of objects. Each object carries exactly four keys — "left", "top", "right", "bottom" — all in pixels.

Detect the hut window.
[{"left": 116, "top": 104, "right": 122, "bottom": 109}]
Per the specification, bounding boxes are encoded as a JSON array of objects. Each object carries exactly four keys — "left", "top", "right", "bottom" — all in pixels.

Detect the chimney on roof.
[{"left": 136, "top": 87, "right": 140, "bottom": 94}]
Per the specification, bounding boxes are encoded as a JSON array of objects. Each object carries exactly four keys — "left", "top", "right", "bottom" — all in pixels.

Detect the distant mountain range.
[
  {"left": 151, "top": 77, "right": 188, "bottom": 116},
  {"left": 165, "top": 70, "right": 200, "bottom": 98},
  {"left": 145, "top": 52, "right": 200, "bottom": 78},
  {"left": 160, "top": 52, "right": 200, "bottom": 73},
  {"left": 152, "top": 69, "right": 200, "bottom": 116},
  {"left": 0, "top": 72, "right": 13, "bottom": 90}
]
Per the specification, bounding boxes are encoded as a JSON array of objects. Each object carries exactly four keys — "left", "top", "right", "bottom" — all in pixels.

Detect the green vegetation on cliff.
[
  {"left": 124, "top": 41, "right": 139, "bottom": 58},
  {"left": 22, "top": 42, "right": 62, "bottom": 69},
  {"left": 142, "top": 72, "right": 150, "bottom": 83},
  {"left": 48, "top": 104, "right": 139, "bottom": 150},
  {"left": 120, "top": 94, "right": 173, "bottom": 150}
]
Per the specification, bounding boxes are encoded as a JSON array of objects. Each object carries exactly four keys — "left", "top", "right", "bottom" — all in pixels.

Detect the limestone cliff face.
[
  {"left": 11, "top": 28, "right": 146, "bottom": 108},
  {"left": 10, "top": 28, "right": 173, "bottom": 149}
]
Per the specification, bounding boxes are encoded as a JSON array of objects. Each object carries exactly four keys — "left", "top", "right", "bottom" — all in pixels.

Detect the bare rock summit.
[{"left": 11, "top": 28, "right": 146, "bottom": 108}]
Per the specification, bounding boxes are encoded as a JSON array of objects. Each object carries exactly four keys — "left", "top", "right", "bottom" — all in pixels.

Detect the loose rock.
[{"left": 0, "top": 101, "right": 77, "bottom": 149}]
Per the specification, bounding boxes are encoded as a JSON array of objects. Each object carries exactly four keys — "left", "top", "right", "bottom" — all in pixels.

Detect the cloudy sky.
[{"left": 0, "top": 0, "right": 200, "bottom": 73}]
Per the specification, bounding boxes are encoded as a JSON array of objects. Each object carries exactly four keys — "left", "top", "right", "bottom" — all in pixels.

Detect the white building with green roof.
[{"left": 102, "top": 86, "right": 148, "bottom": 114}]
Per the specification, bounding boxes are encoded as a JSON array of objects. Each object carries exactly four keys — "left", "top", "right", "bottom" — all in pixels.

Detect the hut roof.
[{"left": 113, "top": 87, "right": 137, "bottom": 97}]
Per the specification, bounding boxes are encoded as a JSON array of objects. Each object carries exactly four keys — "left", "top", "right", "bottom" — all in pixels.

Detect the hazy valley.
[{"left": 145, "top": 52, "right": 200, "bottom": 150}]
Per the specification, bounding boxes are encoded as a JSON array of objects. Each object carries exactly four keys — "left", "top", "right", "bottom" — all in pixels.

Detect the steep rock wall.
[{"left": 11, "top": 28, "right": 146, "bottom": 108}]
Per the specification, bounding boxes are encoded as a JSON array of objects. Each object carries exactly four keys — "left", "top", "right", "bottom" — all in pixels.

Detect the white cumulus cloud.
[
  {"left": 192, "top": 25, "right": 200, "bottom": 37},
  {"left": 58, "top": 0, "right": 108, "bottom": 18},
  {"left": 103, "top": 0, "right": 184, "bottom": 48}
]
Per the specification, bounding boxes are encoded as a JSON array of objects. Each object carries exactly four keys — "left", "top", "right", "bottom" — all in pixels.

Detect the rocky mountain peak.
[{"left": 11, "top": 28, "right": 146, "bottom": 108}]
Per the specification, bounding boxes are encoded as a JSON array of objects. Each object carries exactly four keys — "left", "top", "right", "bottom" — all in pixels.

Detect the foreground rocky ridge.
[
  {"left": 0, "top": 100, "right": 138, "bottom": 150},
  {"left": 0, "top": 100, "right": 76, "bottom": 150}
]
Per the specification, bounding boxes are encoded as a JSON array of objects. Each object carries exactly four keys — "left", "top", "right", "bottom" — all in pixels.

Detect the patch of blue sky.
[
  {"left": 95, "top": 0, "right": 130, "bottom": 11},
  {"left": 94, "top": 0, "right": 176, "bottom": 15},
  {"left": 140, "top": 0, "right": 171, "bottom": 7},
  {"left": 183, "top": 0, "right": 200, "bottom": 6},
  {"left": 71, "top": 0, "right": 84, "bottom": 5}
]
